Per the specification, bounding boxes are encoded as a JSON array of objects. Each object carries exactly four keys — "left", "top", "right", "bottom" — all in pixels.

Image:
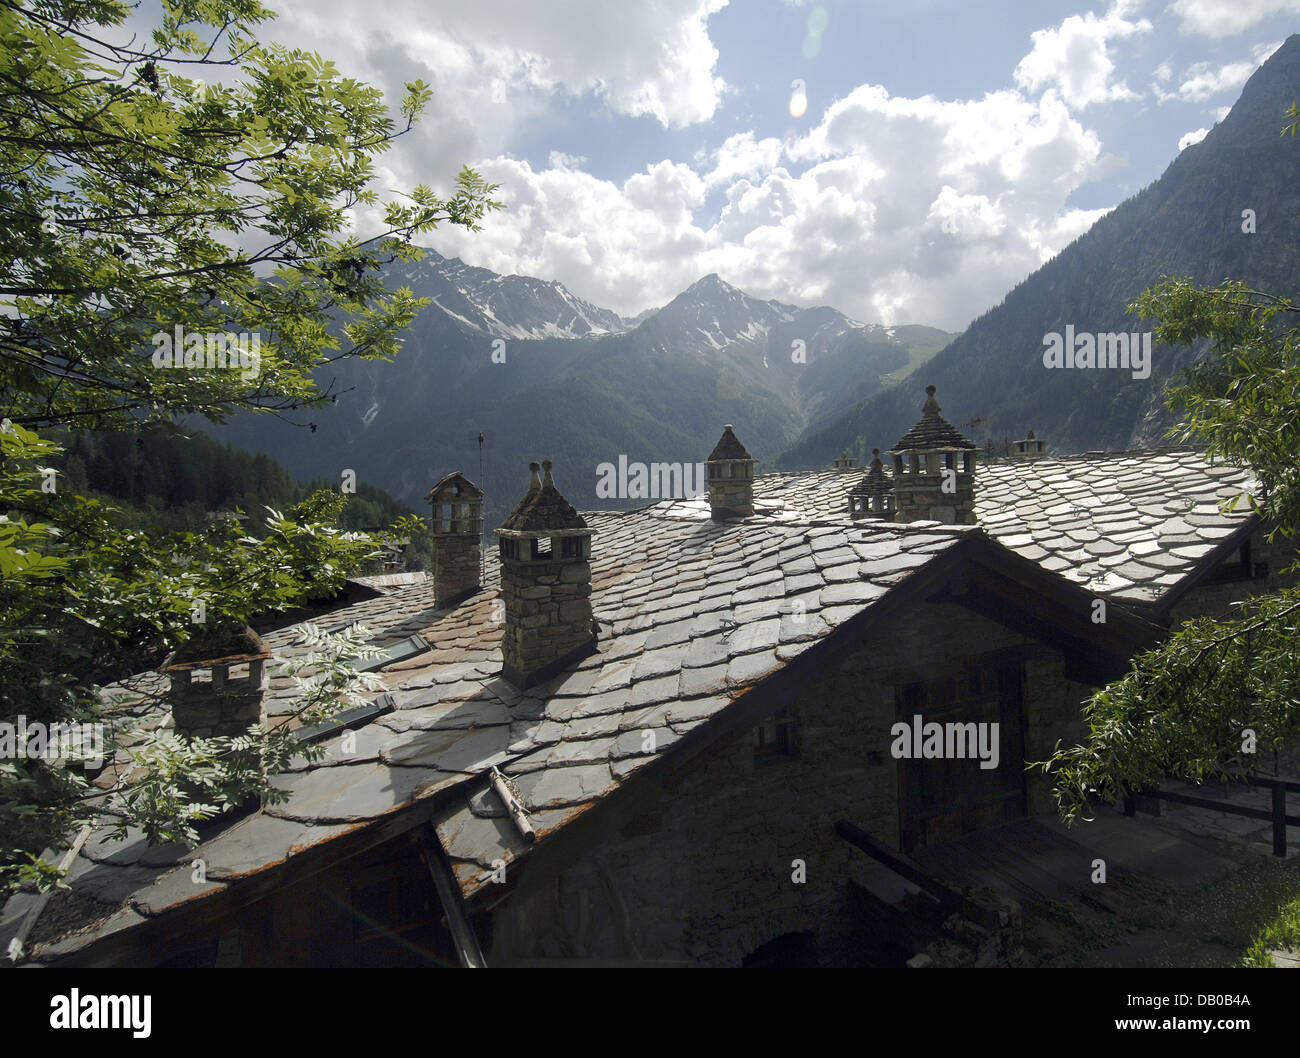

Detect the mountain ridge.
[
  {"left": 202, "top": 253, "right": 955, "bottom": 527},
  {"left": 776, "top": 34, "right": 1300, "bottom": 469}
]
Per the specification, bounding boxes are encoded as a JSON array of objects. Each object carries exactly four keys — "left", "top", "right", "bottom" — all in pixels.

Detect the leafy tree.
[
  {"left": 0, "top": 0, "right": 499, "bottom": 901},
  {"left": 1039, "top": 106, "right": 1300, "bottom": 820},
  {"left": 1, "top": 0, "right": 499, "bottom": 431}
]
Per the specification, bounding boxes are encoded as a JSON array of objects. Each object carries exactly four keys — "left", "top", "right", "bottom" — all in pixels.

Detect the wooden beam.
[
  {"left": 835, "top": 820, "right": 963, "bottom": 913},
  {"left": 490, "top": 765, "right": 536, "bottom": 843},
  {"left": 417, "top": 824, "right": 487, "bottom": 968}
]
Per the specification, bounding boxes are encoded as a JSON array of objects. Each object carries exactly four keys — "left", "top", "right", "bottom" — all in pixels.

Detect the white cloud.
[
  {"left": 432, "top": 82, "right": 1113, "bottom": 331},
  {"left": 1167, "top": 0, "right": 1300, "bottom": 38},
  {"left": 1166, "top": 58, "right": 1259, "bottom": 100},
  {"left": 1178, "top": 127, "right": 1210, "bottom": 148},
  {"left": 548, "top": 151, "right": 588, "bottom": 170},
  {"left": 267, "top": 0, "right": 730, "bottom": 184},
  {"left": 1013, "top": 5, "right": 1153, "bottom": 109},
  {"left": 700, "top": 132, "right": 785, "bottom": 189},
  {"left": 1153, "top": 41, "right": 1281, "bottom": 102}
]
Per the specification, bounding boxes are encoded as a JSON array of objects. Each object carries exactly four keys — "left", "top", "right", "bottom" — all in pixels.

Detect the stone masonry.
[
  {"left": 888, "top": 386, "right": 979, "bottom": 526},
  {"left": 428, "top": 472, "right": 484, "bottom": 608},
  {"left": 892, "top": 461, "right": 977, "bottom": 525},
  {"left": 485, "top": 601, "right": 1092, "bottom": 966},
  {"left": 498, "top": 549, "right": 596, "bottom": 689},
  {"left": 496, "top": 460, "right": 596, "bottom": 689},
  {"left": 706, "top": 425, "right": 757, "bottom": 520},
  {"left": 168, "top": 665, "right": 267, "bottom": 740},
  {"left": 433, "top": 542, "right": 481, "bottom": 609}
]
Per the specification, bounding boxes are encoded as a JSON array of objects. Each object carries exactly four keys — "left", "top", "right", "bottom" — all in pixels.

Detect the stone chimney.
[
  {"left": 887, "top": 385, "right": 978, "bottom": 525},
  {"left": 1011, "top": 429, "right": 1047, "bottom": 461},
  {"left": 428, "top": 472, "right": 484, "bottom": 607},
  {"left": 706, "top": 425, "right": 757, "bottom": 520},
  {"left": 494, "top": 459, "right": 596, "bottom": 689},
  {"left": 848, "top": 449, "right": 893, "bottom": 519},
  {"left": 160, "top": 629, "right": 270, "bottom": 740},
  {"left": 832, "top": 450, "right": 857, "bottom": 471}
]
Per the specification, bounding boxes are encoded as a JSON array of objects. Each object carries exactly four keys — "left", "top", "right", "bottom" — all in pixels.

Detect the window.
[
  {"left": 1203, "top": 541, "right": 1252, "bottom": 584},
  {"left": 561, "top": 536, "right": 580, "bottom": 558},
  {"left": 754, "top": 707, "right": 798, "bottom": 763},
  {"left": 352, "top": 635, "right": 430, "bottom": 673}
]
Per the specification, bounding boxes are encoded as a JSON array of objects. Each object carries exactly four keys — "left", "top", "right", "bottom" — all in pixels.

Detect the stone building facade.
[
  {"left": 13, "top": 388, "right": 1294, "bottom": 969},
  {"left": 483, "top": 600, "right": 1098, "bottom": 966}
]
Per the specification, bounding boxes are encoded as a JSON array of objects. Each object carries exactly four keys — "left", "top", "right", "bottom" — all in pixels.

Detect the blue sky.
[{"left": 255, "top": 0, "right": 1298, "bottom": 330}]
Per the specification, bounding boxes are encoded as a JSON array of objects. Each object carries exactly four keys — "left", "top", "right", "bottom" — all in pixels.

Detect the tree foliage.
[
  {"left": 1039, "top": 284, "right": 1300, "bottom": 822},
  {"left": 0, "top": 0, "right": 498, "bottom": 902},
  {"left": 1037, "top": 104, "right": 1300, "bottom": 824},
  {"left": 0, "top": 0, "right": 500, "bottom": 431}
]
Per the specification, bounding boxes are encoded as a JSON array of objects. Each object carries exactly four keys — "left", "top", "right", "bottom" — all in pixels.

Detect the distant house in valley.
[{"left": 4, "top": 386, "right": 1293, "bottom": 968}]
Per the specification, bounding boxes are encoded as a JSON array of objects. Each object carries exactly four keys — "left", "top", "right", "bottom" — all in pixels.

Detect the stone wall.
[
  {"left": 893, "top": 470, "right": 976, "bottom": 525},
  {"left": 907, "top": 889, "right": 1026, "bottom": 968},
  {"left": 433, "top": 538, "right": 480, "bottom": 607},
  {"left": 170, "top": 671, "right": 266, "bottom": 740},
  {"left": 707, "top": 463, "right": 754, "bottom": 519},
  {"left": 485, "top": 601, "right": 1096, "bottom": 966},
  {"left": 500, "top": 556, "right": 594, "bottom": 688}
]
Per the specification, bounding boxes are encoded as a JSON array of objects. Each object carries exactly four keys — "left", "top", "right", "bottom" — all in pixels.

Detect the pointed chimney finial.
[
  {"left": 528, "top": 461, "right": 542, "bottom": 490},
  {"left": 542, "top": 459, "right": 555, "bottom": 488},
  {"left": 923, "top": 385, "right": 940, "bottom": 416}
]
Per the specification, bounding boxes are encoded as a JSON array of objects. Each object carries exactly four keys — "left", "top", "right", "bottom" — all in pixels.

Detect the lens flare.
[
  {"left": 789, "top": 78, "right": 808, "bottom": 118},
  {"left": 803, "top": 4, "right": 829, "bottom": 59}
]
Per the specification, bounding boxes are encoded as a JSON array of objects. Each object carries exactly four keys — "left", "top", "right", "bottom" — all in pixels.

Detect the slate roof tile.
[{"left": 16, "top": 444, "right": 1261, "bottom": 954}]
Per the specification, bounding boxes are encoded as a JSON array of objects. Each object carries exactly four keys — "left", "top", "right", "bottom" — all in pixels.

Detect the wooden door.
[{"left": 896, "top": 660, "right": 1027, "bottom": 853}]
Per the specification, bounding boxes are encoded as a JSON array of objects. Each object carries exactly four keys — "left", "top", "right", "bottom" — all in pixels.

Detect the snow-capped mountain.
[
  {"left": 390, "top": 250, "right": 632, "bottom": 340},
  {"left": 206, "top": 252, "right": 954, "bottom": 527},
  {"left": 637, "top": 273, "right": 801, "bottom": 353}
]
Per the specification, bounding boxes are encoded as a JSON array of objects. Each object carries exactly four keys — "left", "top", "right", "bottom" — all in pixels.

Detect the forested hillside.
[
  {"left": 50, "top": 427, "right": 430, "bottom": 565},
  {"left": 776, "top": 35, "right": 1300, "bottom": 469}
]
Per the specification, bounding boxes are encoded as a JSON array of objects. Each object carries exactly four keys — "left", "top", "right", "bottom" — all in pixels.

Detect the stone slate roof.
[
  {"left": 975, "top": 449, "right": 1257, "bottom": 611},
  {"left": 890, "top": 416, "right": 979, "bottom": 453},
  {"left": 889, "top": 387, "right": 978, "bottom": 453},
  {"left": 427, "top": 471, "right": 483, "bottom": 501},
  {"left": 746, "top": 447, "right": 1258, "bottom": 613},
  {"left": 4, "top": 508, "right": 982, "bottom": 961},
  {"left": 499, "top": 468, "right": 588, "bottom": 533},
  {"left": 707, "top": 425, "right": 754, "bottom": 461},
  {"left": 2, "top": 444, "right": 1258, "bottom": 963}
]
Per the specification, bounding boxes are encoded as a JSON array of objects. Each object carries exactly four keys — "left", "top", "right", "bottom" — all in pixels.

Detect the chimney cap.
[
  {"left": 888, "top": 384, "right": 978, "bottom": 453},
  {"left": 161, "top": 626, "right": 271, "bottom": 672},
  {"left": 427, "top": 471, "right": 483, "bottom": 501},
  {"left": 498, "top": 458, "right": 588, "bottom": 533},
  {"left": 707, "top": 424, "right": 755, "bottom": 462}
]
